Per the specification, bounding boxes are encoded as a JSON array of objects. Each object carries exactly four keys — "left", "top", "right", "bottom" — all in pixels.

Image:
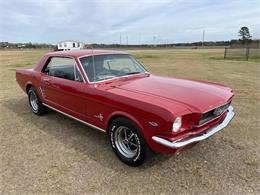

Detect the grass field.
[{"left": 0, "top": 49, "right": 259, "bottom": 194}]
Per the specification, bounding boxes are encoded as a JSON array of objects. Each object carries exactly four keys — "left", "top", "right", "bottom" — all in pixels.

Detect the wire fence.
[{"left": 224, "top": 48, "right": 260, "bottom": 61}]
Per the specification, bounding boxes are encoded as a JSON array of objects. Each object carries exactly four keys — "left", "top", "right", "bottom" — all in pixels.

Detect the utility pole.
[
  {"left": 153, "top": 36, "right": 156, "bottom": 47},
  {"left": 202, "top": 30, "right": 205, "bottom": 48},
  {"left": 126, "top": 35, "right": 128, "bottom": 47},
  {"left": 119, "top": 33, "right": 122, "bottom": 47}
]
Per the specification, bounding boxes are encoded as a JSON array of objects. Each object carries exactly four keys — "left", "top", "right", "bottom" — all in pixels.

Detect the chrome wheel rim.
[
  {"left": 29, "top": 91, "right": 39, "bottom": 112},
  {"left": 114, "top": 126, "right": 139, "bottom": 158}
]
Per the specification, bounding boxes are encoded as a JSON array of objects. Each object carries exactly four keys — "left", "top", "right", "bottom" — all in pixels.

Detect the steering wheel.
[{"left": 119, "top": 67, "right": 131, "bottom": 74}]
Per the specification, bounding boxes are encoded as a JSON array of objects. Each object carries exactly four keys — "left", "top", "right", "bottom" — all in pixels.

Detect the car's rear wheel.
[
  {"left": 109, "top": 117, "right": 148, "bottom": 166},
  {"left": 28, "top": 87, "right": 47, "bottom": 115}
]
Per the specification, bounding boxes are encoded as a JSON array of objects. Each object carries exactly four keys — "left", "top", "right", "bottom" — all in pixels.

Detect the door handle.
[{"left": 43, "top": 77, "right": 50, "bottom": 85}]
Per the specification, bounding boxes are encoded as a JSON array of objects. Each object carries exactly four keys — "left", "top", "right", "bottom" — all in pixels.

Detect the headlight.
[{"left": 172, "top": 116, "right": 182, "bottom": 132}]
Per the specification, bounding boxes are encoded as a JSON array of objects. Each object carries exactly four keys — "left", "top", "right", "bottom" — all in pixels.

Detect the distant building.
[
  {"left": 57, "top": 40, "right": 84, "bottom": 51},
  {"left": 17, "top": 44, "right": 26, "bottom": 48}
]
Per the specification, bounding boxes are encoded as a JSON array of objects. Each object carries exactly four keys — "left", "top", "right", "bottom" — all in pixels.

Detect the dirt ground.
[{"left": 0, "top": 49, "right": 259, "bottom": 194}]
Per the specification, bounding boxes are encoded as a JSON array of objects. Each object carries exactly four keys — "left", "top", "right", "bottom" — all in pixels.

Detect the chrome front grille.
[{"left": 199, "top": 103, "right": 230, "bottom": 125}]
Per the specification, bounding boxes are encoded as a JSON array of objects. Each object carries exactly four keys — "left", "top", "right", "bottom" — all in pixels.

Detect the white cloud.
[
  {"left": 10, "top": 13, "right": 31, "bottom": 25},
  {"left": 0, "top": 0, "right": 259, "bottom": 43}
]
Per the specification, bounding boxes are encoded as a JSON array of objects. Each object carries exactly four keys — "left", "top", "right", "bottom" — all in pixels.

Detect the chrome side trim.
[
  {"left": 152, "top": 106, "right": 235, "bottom": 149},
  {"left": 42, "top": 103, "right": 106, "bottom": 133}
]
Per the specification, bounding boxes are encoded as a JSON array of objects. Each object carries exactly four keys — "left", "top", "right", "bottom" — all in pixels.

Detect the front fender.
[{"left": 106, "top": 111, "right": 145, "bottom": 132}]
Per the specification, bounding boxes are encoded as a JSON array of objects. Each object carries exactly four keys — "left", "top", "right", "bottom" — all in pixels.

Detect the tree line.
[{"left": 1, "top": 27, "right": 259, "bottom": 49}]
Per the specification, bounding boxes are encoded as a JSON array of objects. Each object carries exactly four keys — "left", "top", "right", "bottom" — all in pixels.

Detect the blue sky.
[{"left": 0, "top": 0, "right": 259, "bottom": 44}]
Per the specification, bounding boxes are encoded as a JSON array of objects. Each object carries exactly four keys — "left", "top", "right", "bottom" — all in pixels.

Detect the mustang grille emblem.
[
  {"left": 214, "top": 108, "right": 224, "bottom": 116},
  {"left": 213, "top": 104, "right": 228, "bottom": 116}
]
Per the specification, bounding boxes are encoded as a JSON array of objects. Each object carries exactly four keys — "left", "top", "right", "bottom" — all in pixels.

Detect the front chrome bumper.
[{"left": 152, "top": 106, "right": 235, "bottom": 149}]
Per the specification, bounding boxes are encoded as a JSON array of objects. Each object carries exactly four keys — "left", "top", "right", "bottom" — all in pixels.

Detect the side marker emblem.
[
  {"left": 39, "top": 87, "right": 45, "bottom": 98},
  {"left": 94, "top": 113, "right": 104, "bottom": 121},
  {"left": 149, "top": 122, "right": 158, "bottom": 127}
]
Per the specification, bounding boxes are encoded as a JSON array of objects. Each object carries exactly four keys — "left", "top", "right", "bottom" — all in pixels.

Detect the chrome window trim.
[
  {"left": 77, "top": 54, "right": 150, "bottom": 84},
  {"left": 73, "top": 62, "right": 77, "bottom": 81},
  {"left": 77, "top": 55, "right": 91, "bottom": 83},
  {"left": 74, "top": 62, "right": 84, "bottom": 82},
  {"left": 42, "top": 103, "right": 106, "bottom": 133}
]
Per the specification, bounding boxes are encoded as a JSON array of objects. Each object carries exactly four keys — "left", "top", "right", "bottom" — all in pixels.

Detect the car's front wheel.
[
  {"left": 109, "top": 117, "right": 148, "bottom": 166},
  {"left": 28, "top": 87, "right": 47, "bottom": 115}
]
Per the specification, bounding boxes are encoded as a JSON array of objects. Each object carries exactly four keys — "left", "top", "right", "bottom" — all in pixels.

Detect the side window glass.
[{"left": 43, "top": 57, "right": 83, "bottom": 82}]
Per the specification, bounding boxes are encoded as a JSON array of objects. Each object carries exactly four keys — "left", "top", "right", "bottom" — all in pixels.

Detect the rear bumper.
[{"left": 152, "top": 106, "right": 235, "bottom": 149}]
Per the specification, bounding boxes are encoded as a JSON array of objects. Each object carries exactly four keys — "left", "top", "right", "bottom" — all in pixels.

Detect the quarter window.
[{"left": 43, "top": 57, "right": 83, "bottom": 82}]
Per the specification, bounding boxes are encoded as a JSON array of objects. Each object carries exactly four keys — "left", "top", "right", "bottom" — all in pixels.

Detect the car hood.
[{"left": 107, "top": 74, "right": 233, "bottom": 113}]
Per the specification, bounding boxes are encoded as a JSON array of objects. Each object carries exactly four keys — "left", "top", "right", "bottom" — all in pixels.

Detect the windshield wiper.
[
  {"left": 95, "top": 75, "right": 115, "bottom": 81},
  {"left": 125, "top": 71, "right": 141, "bottom": 75}
]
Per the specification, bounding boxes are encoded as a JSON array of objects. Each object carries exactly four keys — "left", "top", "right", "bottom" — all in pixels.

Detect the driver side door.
[{"left": 41, "top": 56, "right": 88, "bottom": 120}]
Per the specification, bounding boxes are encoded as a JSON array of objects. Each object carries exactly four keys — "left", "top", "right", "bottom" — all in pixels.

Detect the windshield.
[{"left": 79, "top": 54, "right": 147, "bottom": 82}]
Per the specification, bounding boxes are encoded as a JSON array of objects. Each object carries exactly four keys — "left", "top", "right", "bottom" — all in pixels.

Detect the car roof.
[{"left": 47, "top": 49, "right": 128, "bottom": 58}]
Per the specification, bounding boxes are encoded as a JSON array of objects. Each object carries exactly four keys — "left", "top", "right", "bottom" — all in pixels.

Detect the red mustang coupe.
[{"left": 16, "top": 50, "right": 235, "bottom": 166}]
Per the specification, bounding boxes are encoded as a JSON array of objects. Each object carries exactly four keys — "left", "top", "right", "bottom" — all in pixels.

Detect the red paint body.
[{"left": 16, "top": 50, "right": 234, "bottom": 153}]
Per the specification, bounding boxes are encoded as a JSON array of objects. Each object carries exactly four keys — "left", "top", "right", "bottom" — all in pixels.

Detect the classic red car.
[{"left": 16, "top": 50, "right": 235, "bottom": 166}]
